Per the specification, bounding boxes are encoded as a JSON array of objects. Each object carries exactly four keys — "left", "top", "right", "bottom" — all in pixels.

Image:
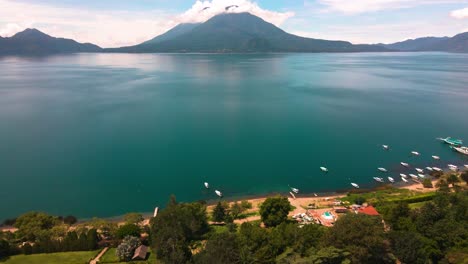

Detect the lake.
[{"left": 1, "top": 52, "right": 467, "bottom": 220}]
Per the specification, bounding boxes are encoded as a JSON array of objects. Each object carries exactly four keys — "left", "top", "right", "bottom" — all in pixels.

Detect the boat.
[
  {"left": 387, "top": 177, "right": 395, "bottom": 183},
  {"left": 448, "top": 164, "right": 458, "bottom": 171},
  {"left": 400, "top": 173, "right": 408, "bottom": 178},
  {"left": 320, "top": 167, "right": 329, "bottom": 172},
  {"left": 401, "top": 177, "right": 408, "bottom": 183},
  {"left": 418, "top": 174, "right": 425, "bottom": 178},
  {"left": 433, "top": 167, "right": 442, "bottom": 172},
  {"left": 453, "top": 146, "right": 468, "bottom": 155},
  {"left": 465, "top": 165, "right": 468, "bottom": 169},
  {"left": 400, "top": 162, "right": 409, "bottom": 167},
  {"left": 351, "top": 183, "right": 359, "bottom": 189},
  {"left": 425, "top": 167, "right": 433, "bottom": 171},
  {"left": 432, "top": 155, "right": 440, "bottom": 160},
  {"left": 411, "top": 151, "right": 420, "bottom": 156},
  {"left": 291, "top": 187, "right": 299, "bottom": 194},
  {"left": 314, "top": 193, "right": 318, "bottom": 197},
  {"left": 415, "top": 168, "right": 424, "bottom": 173},
  {"left": 153, "top": 207, "right": 159, "bottom": 218},
  {"left": 382, "top": 145, "right": 389, "bottom": 150},
  {"left": 215, "top": 190, "right": 223, "bottom": 197},
  {"left": 409, "top": 174, "right": 418, "bottom": 179},
  {"left": 204, "top": 182, "right": 209, "bottom": 189},
  {"left": 438, "top": 137, "right": 463, "bottom": 146},
  {"left": 373, "top": 177, "right": 384, "bottom": 183},
  {"left": 378, "top": 167, "right": 388, "bottom": 172}
]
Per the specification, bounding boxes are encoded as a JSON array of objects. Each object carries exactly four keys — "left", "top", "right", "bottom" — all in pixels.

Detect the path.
[{"left": 90, "top": 247, "right": 108, "bottom": 264}]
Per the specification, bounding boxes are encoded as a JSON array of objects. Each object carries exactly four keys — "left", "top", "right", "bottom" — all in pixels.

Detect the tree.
[
  {"left": 241, "top": 200, "right": 253, "bottom": 210},
  {"left": 447, "top": 174, "right": 460, "bottom": 187},
  {"left": 259, "top": 196, "right": 292, "bottom": 227},
  {"left": 14, "top": 212, "right": 58, "bottom": 241},
  {"left": 194, "top": 232, "right": 240, "bottom": 264},
  {"left": 322, "top": 214, "right": 392, "bottom": 264},
  {"left": 115, "top": 223, "right": 141, "bottom": 239},
  {"left": 461, "top": 171, "right": 468, "bottom": 184},
  {"left": 212, "top": 202, "right": 227, "bottom": 223},
  {"left": 353, "top": 196, "right": 366, "bottom": 205},
  {"left": 436, "top": 179, "right": 450, "bottom": 193},
  {"left": 389, "top": 231, "right": 439, "bottom": 264},
  {"left": 123, "top": 213, "right": 144, "bottom": 225},
  {"left": 0, "top": 239, "right": 10, "bottom": 259},
  {"left": 308, "top": 246, "right": 351, "bottom": 264},
  {"left": 422, "top": 178, "right": 433, "bottom": 188},
  {"left": 116, "top": 235, "right": 141, "bottom": 261},
  {"left": 230, "top": 202, "right": 243, "bottom": 219},
  {"left": 63, "top": 215, "right": 77, "bottom": 225},
  {"left": 86, "top": 229, "right": 99, "bottom": 250}
]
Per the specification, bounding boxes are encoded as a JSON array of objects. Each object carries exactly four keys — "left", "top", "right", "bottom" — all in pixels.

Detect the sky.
[{"left": 1, "top": 0, "right": 468, "bottom": 48}]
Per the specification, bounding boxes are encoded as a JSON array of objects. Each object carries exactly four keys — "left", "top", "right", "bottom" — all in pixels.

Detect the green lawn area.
[
  {"left": 1, "top": 250, "right": 100, "bottom": 264},
  {"left": 99, "top": 247, "right": 158, "bottom": 264},
  {"left": 341, "top": 187, "right": 436, "bottom": 205}
]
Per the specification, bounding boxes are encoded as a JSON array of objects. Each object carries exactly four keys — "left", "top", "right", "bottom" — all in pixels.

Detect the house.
[
  {"left": 132, "top": 245, "right": 148, "bottom": 260},
  {"left": 333, "top": 206, "right": 348, "bottom": 213},
  {"left": 356, "top": 205, "right": 380, "bottom": 216}
]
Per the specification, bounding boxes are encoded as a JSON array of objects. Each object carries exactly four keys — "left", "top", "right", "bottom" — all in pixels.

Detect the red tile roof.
[{"left": 357, "top": 206, "right": 380, "bottom": 216}]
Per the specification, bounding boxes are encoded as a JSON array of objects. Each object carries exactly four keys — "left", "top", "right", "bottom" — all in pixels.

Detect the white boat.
[
  {"left": 433, "top": 167, "right": 442, "bottom": 172},
  {"left": 153, "top": 207, "right": 159, "bottom": 218},
  {"left": 432, "top": 155, "right": 440, "bottom": 160},
  {"left": 425, "top": 167, "right": 433, "bottom": 171},
  {"left": 320, "top": 167, "right": 328, "bottom": 172},
  {"left": 314, "top": 193, "right": 318, "bottom": 197},
  {"left": 418, "top": 174, "right": 425, "bottom": 178},
  {"left": 409, "top": 174, "right": 418, "bottom": 179},
  {"left": 411, "top": 151, "right": 420, "bottom": 156},
  {"left": 387, "top": 177, "right": 395, "bottom": 183},
  {"left": 448, "top": 164, "right": 458, "bottom": 171},
  {"left": 400, "top": 162, "right": 409, "bottom": 167},
  {"left": 382, "top": 145, "right": 389, "bottom": 150},
  {"left": 401, "top": 177, "right": 408, "bottom": 183},
  {"left": 215, "top": 190, "right": 223, "bottom": 197},
  {"left": 291, "top": 187, "right": 299, "bottom": 194},
  {"left": 465, "top": 165, "right": 468, "bottom": 169},
  {"left": 373, "top": 177, "right": 384, "bottom": 183},
  {"left": 351, "top": 183, "right": 359, "bottom": 189},
  {"left": 204, "top": 182, "right": 209, "bottom": 189},
  {"left": 453, "top": 146, "right": 468, "bottom": 155},
  {"left": 378, "top": 167, "right": 388, "bottom": 172},
  {"left": 415, "top": 168, "right": 424, "bottom": 173},
  {"left": 400, "top": 173, "right": 408, "bottom": 178}
]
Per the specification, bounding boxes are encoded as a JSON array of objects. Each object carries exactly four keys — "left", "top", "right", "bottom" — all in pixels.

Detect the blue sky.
[{"left": 1, "top": 0, "right": 468, "bottom": 47}]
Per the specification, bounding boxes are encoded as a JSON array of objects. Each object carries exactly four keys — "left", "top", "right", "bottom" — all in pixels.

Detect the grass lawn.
[
  {"left": 99, "top": 247, "right": 158, "bottom": 264},
  {"left": 341, "top": 187, "right": 436, "bottom": 205},
  {"left": 2, "top": 250, "right": 100, "bottom": 264}
]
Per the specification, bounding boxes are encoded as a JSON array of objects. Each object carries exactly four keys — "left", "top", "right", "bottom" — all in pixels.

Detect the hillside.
[{"left": 382, "top": 32, "right": 468, "bottom": 52}]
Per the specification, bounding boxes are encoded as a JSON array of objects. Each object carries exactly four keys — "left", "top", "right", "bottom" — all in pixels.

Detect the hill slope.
[
  {"left": 382, "top": 32, "right": 468, "bottom": 52},
  {"left": 112, "top": 13, "right": 387, "bottom": 53},
  {"left": 0, "top": 29, "right": 102, "bottom": 55}
]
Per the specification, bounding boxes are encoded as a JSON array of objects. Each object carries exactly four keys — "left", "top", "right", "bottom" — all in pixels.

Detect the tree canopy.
[{"left": 259, "top": 196, "right": 292, "bottom": 227}]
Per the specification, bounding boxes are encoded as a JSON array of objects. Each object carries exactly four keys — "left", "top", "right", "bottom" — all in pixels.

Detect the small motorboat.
[
  {"left": 215, "top": 190, "right": 223, "bottom": 197},
  {"left": 415, "top": 168, "right": 424, "bottom": 173},
  {"left": 418, "top": 174, "right": 425, "bottom": 178},
  {"left": 320, "top": 167, "right": 329, "bottom": 172},
  {"left": 438, "top": 137, "right": 463, "bottom": 146},
  {"left": 400, "top": 173, "right": 408, "bottom": 178},
  {"left": 448, "top": 164, "right": 458, "bottom": 171},
  {"left": 204, "top": 182, "right": 209, "bottom": 189},
  {"left": 401, "top": 177, "right": 408, "bottom": 183},
  {"left": 433, "top": 167, "right": 442, "bottom": 172},
  {"left": 453, "top": 146, "right": 468, "bottom": 155},
  {"left": 351, "top": 183, "right": 360, "bottom": 189},
  {"left": 378, "top": 167, "right": 388, "bottom": 172},
  {"left": 387, "top": 177, "right": 395, "bottom": 183},
  {"left": 373, "top": 177, "right": 384, "bottom": 183},
  {"left": 411, "top": 151, "right": 420, "bottom": 156},
  {"left": 432, "top": 155, "right": 440, "bottom": 160},
  {"left": 409, "top": 174, "right": 418, "bottom": 179},
  {"left": 465, "top": 165, "right": 468, "bottom": 169},
  {"left": 425, "top": 167, "right": 433, "bottom": 171},
  {"left": 400, "top": 162, "right": 409, "bottom": 167},
  {"left": 382, "top": 145, "right": 389, "bottom": 150},
  {"left": 153, "top": 207, "right": 159, "bottom": 218},
  {"left": 291, "top": 187, "right": 299, "bottom": 194},
  {"left": 314, "top": 193, "right": 318, "bottom": 197}
]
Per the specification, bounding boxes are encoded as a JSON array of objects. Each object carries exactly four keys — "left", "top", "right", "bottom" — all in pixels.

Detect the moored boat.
[
  {"left": 400, "top": 162, "right": 409, "bottom": 167},
  {"left": 438, "top": 137, "right": 463, "bottom": 146},
  {"left": 351, "top": 183, "right": 359, "bottom": 189},
  {"left": 320, "top": 167, "right": 328, "bottom": 172},
  {"left": 418, "top": 174, "right": 425, "bottom": 178},
  {"left": 215, "top": 190, "right": 223, "bottom": 197},
  {"left": 409, "top": 174, "right": 418, "bottom": 179},
  {"left": 400, "top": 173, "right": 408, "bottom": 178},
  {"left": 411, "top": 151, "right": 420, "bottom": 156},
  {"left": 401, "top": 177, "right": 408, "bottom": 183},
  {"left": 415, "top": 168, "right": 424, "bottom": 173},
  {"left": 378, "top": 167, "right": 388, "bottom": 172},
  {"left": 382, "top": 145, "right": 389, "bottom": 150},
  {"left": 453, "top": 146, "right": 468, "bottom": 155},
  {"left": 291, "top": 187, "right": 299, "bottom": 194},
  {"left": 433, "top": 167, "right": 442, "bottom": 172},
  {"left": 373, "top": 177, "right": 384, "bottom": 183},
  {"left": 204, "top": 182, "right": 209, "bottom": 188},
  {"left": 425, "top": 167, "right": 433, "bottom": 171},
  {"left": 448, "top": 164, "right": 458, "bottom": 171},
  {"left": 432, "top": 155, "right": 440, "bottom": 160},
  {"left": 387, "top": 177, "right": 395, "bottom": 183}
]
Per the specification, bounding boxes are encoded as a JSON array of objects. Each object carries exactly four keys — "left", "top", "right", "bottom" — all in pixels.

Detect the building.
[
  {"left": 132, "top": 245, "right": 148, "bottom": 261},
  {"left": 356, "top": 205, "right": 380, "bottom": 216}
]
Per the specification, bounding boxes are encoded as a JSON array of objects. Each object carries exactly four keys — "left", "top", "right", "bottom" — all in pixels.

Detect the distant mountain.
[
  {"left": 381, "top": 32, "right": 468, "bottom": 52},
  {"left": 142, "top": 23, "right": 201, "bottom": 45},
  {"left": 0, "top": 28, "right": 102, "bottom": 55},
  {"left": 110, "top": 12, "right": 387, "bottom": 53}
]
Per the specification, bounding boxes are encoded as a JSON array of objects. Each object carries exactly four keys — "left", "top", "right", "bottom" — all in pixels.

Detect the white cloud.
[
  {"left": 318, "top": 0, "right": 463, "bottom": 14},
  {"left": 451, "top": 7, "right": 468, "bottom": 19},
  {"left": 0, "top": 0, "right": 294, "bottom": 47},
  {"left": 177, "top": 0, "right": 294, "bottom": 26}
]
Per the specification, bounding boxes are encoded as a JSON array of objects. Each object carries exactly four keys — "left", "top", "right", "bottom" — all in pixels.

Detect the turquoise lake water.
[{"left": 0, "top": 52, "right": 467, "bottom": 220}]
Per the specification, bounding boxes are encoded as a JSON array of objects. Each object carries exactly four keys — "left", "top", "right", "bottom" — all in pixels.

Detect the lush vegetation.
[{"left": 0, "top": 250, "right": 100, "bottom": 264}]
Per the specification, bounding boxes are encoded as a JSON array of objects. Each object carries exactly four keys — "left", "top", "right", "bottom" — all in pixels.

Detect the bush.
[
  {"left": 116, "top": 235, "right": 141, "bottom": 261},
  {"left": 354, "top": 196, "right": 366, "bottom": 205},
  {"left": 422, "top": 178, "right": 433, "bottom": 188},
  {"left": 63, "top": 215, "right": 78, "bottom": 225},
  {"left": 259, "top": 196, "right": 292, "bottom": 227},
  {"left": 115, "top": 224, "right": 141, "bottom": 239}
]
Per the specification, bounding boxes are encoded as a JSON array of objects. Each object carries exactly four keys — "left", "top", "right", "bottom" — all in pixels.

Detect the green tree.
[
  {"left": 447, "top": 174, "right": 460, "bottom": 187},
  {"left": 259, "top": 196, "right": 292, "bottom": 227},
  {"left": 14, "top": 212, "right": 58, "bottom": 241},
  {"left": 86, "top": 229, "right": 99, "bottom": 250},
  {"left": 422, "top": 178, "right": 433, "bottom": 188},
  {"left": 0, "top": 239, "right": 10, "bottom": 258},
  {"left": 212, "top": 202, "right": 227, "bottom": 223},
  {"left": 436, "top": 179, "right": 450, "bottom": 193},
  {"left": 241, "top": 200, "right": 253, "bottom": 210},
  {"left": 309, "top": 246, "right": 351, "bottom": 264},
  {"left": 116, "top": 235, "right": 141, "bottom": 261},
  {"left": 389, "top": 231, "right": 439, "bottom": 264},
  {"left": 194, "top": 232, "right": 240, "bottom": 264},
  {"left": 115, "top": 223, "right": 141, "bottom": 239},
  {"left": 322, "top": 214, "right": 392, "bottom": 264},
  {"left": 460, "top": 171, "right": 468, "bottom": 184},
  {"left": 123, "top": 213, "right": 144, "bottom": 225},
  {"left": 353, "top": 196, "right": 366, "bottom": 205}
]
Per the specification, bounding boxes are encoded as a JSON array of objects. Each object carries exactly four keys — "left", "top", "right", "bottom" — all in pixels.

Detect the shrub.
[
  {"left": 115, "top": 224, "right": 141, "bottom": 239},
  {"left": 422, "top": 178, "right": 433, "bottom": 188},
  {"left": 116, "top": 235, "right": 141, "bottom": 261},
  {"left": 259, "top": 196, "right": 292, "bottom": 227}
]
